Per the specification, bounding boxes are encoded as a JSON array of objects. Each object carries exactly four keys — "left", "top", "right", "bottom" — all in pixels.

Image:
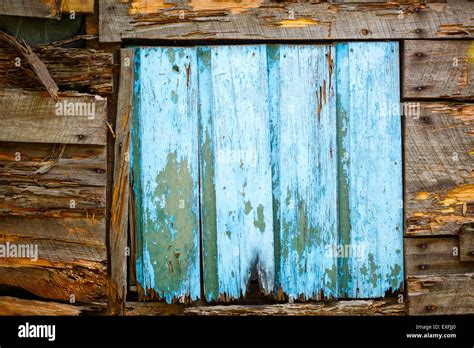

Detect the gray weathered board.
[
  {"left": 403, "top": 40, "right": 473, "bottom": 100},
  {"left": 99, "top": 0, "right": 474, "bottom": 42},
  {"left": 404, "top": 103, "right": 473, "bottom": 237}
]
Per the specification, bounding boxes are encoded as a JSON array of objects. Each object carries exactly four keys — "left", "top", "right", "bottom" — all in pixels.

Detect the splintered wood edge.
[
  {"left": 108, "top": 48, "right": 134, "bottom": 315},
  {"left": 124, "top": 299, "right": 405, "bottom": 316}
]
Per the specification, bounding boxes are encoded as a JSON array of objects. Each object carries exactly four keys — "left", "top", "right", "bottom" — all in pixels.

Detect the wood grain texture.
[
  {"left": 404, "top": 103, "right": 473, "bottom": 236},
  {"left": 108, "top": 49, "right": 133, "bottom": 314},
  {"left": 0, "top": 216, "right": 105, "bottom": 247},
  {"left": 0, "top": 44, "right": 113, "bottom": 95},
  {"left": 0, "top": 296, "right": 105, "bottom": 315},
  {"left": 131, "top": 47, "right": 201, "bottom": 303},
  {"left": 269, "top": 45, "right": 337, "bottom": 301},
  {"left": 405, "top": 237, "right": 474, "bottom": 276},
  {"left": 200, "top": 45, "right": 274, "bottom": 301},
  {"left": 0, "top": 216, "right": 107, "bottom": 303},
  {"left": 0, "top": 0, "right": 59, "bottom": 18},
  {"left": 336, "top": 42, "right": 403, "bottom": 298},
  {"left": 99, "top": 0, "right": 473, "bottom": 42},
  {"left": 0, "top": 143, "right": 106, "bottom": 218},
  {"left": 0, "top": 262, "right": 106, "bottom": 303},
  {"left": 0, "top": 217, "right": 105, "bottom": 262},
  {"left": 408, "top": 274, "right": 474, "bottom": 315},
  {"left": 403, "top": 40, "right": 474, "bottom": 100},
  {"left": 0, "top": 0, "right": 94, "bottom": 18},
  {"left": 459, "top": 223, "right": 474, "bottom": 262},
  {"left": 0, "top": 32, "right": 58, "bottom": 101},
  {"left": 125, "top": 301, "right": 184, "bottom": 315},
  {"left": 184, "top": 299, "right": 405, "bottom": 316},
  {"left": 0, "top": 89, "right": 107, "bottom": 145}
]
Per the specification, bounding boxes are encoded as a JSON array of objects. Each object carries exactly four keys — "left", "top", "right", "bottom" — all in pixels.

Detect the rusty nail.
[{"left": 360, "top": 29, "right": 369, "bottom": 36}]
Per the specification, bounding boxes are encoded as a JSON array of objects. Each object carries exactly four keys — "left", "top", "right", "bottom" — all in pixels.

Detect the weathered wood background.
[{"left": 0, "top": 0, "right": 472, "bottom": 315}]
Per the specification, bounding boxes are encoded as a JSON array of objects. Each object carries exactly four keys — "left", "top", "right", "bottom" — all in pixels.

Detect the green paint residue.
[
  {"left": 171, "top": 90, "right": 178, "bottom": 104},
  {"left": 325, "top": 264, "right": 338, "bottom": 295},
  {"left": 244, "top": 200, "right": 253, "bottom": 215},
  {"left": 253, "top": 204, "right": 266, "bottom": 232},
  {"left": 336, "top": 87, "right": 353, "bottom": 297},
  {"left": 200, "top": 127, "right": 219, "bottom": 300},
  {"left": 368, "top": 253, "right": 379, "bottom": 289},
  {"left": 166, "top": 48, "right": 176, "bottom": 63},
  {"left": 198, "top": 47, "right": 211, "bottom": 71},
  {"left": 267, "top": 45, "right": 279, "bottom": 64},
  {"left": 386, "top": 263, "right": 402, "bottom": 290},
  {"left": 281, "top": 190, "right": 321, "bottom": 276},
  {"left": 146, "top": 151, "right": 198, "bottom": 293}
]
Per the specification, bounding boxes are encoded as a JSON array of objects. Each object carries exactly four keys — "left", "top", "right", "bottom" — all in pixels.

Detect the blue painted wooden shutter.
[
  {"left": 131, "top": 43, "right": 403, "bottom": 303},
  {"left": 131, "top": 47, "right": 201, "bottom": 302}
]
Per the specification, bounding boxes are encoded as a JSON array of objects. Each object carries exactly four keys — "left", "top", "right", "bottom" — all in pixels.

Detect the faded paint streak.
[
  {"left": 200, "top": 45, "right": 275, "bottom": 301},
  {"left": 132, "top": 47, "right": 200, "bottom": 303},
  {"left": 270, "top": 45, "right": 338, "bottom": 300},
  {"left": 336, "top": 42, "right": 403, "bottom": 297}
]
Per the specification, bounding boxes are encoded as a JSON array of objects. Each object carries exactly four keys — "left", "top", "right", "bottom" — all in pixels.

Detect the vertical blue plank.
[
  {"left": 269, "top": 45, "right": 338, "bottom": 300},
  {"left": 132, "top": 47, "right": 201, "bottom": 303},
  {"left": 200, "top": 45, "right": 275, "bottom": 301},
  {"left": 336, "top": 42, "right": 403, "bottom": 298}
]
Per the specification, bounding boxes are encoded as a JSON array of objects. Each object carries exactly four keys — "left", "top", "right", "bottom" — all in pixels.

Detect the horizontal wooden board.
[
  {"left": 403, "top": 40, "right": 474, "bottom": 100},
  {"left": 0, "top": 185, "right": 105, "bottom": 217},
  {"left": 404, "top": 103, "right": 474, "bottom": 236},
  {"left": 99, "top": 0, "right": 473, "bottom": 42},
  {"left": 125, "top": 301, "right": 184, "bottom": 316},
  {"left": 0, "top": 262, "right": 106, "bottom": 303},
  {"left": 0, "top": 0, "right": 94, "bottom": 18},
  {"left": 405, "top": 237, "right": 474, "bottom": 276},
  {"left": 0, "top": 217, "right": 106, "bottom": 302},
  {"left": 183, "top": 300, "right": 405, "bottom": 316},
  {"left": 0, "top": 296, "right": 105, "bottom": 316},
  {"left": 407, "top": 274, "right": 474, "bottom": 315},
  {"left": 0, "top": 143, "right": 106, "bottom": 217},
  {"left": 0, "top": 0, "right": 59, "bottom": 18},
  {"left": 0, "top": 44, "right": 113, "bottom": 95},
  {"left": 0, "top": 143, "right": 107, "bottom": 186},
  {"left": 460, "top": 224, "right": 474, "bottom": 262},
  {"left": 0, "top": 217, "right": 106, "bottom": 262},
  {"left": 0, "top": 90, "right": 107, "bottom": 145}
]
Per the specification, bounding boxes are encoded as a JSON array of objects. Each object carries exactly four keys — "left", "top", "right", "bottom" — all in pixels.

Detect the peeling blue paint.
[
  {"left": 200, "top": 45, "right": 275, "bottom": 301},
  {"left": 131, "top": 43, "right": 404, "bottom": 303},
  {"left": 336, "top": 42, "right": 403, "bottom": 298}
]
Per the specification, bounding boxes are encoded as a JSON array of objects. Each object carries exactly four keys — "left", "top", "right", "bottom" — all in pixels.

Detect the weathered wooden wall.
[
  {"left": 0, "top": 29, "right": 113, "bottom": 314},
  {"left": 0, "top": 0, "right": 472, "bottom": 316},
  {"left": 403, "top": 41, "right": 474, "bottom": 314}
]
